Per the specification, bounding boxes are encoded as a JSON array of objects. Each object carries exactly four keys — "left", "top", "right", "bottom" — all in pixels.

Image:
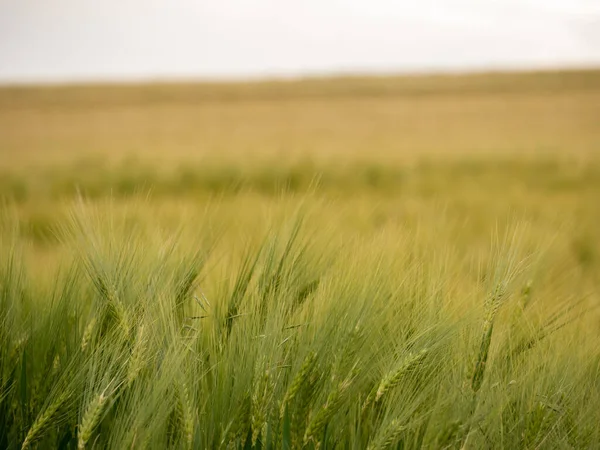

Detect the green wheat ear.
[
  {"left": 303, "top": 376, "right": 352, "bottom": 445},
  {"left": 281, "top": 351, "right": 317, "bottom": 417},
  {"left": 78, "top": 391, "right": 109, "bottom": 450},
  {"left": 251, "top": 369, "right": 271, "bottom": 446},
  {"left": 126, "top": 324, "right": 147, "bottom": 386},
  {"left": 375, "top": 349, "right": 428, "bottom": 403},
  {"left": 80, "top": 318, "right": 96, "bottom": 353},
  {"left": 172, "top": 380, "right": 195, "bottom": 450},
  {"left": 367, "top": 419, "right": 406, "bottom": 450},
  {"left": 22, "top": 391, "right": 70, "bottom": 449},
  {"left": 362, "top": 348, "right": 428, "bottom": 415},
  {"left": 472, "top": 282, "right": 506, "bottom": 393}
]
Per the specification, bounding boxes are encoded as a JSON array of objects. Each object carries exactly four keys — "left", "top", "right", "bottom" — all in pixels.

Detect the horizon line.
[{"left": 1, "top": 62, "right": 599, "bottom": 89}]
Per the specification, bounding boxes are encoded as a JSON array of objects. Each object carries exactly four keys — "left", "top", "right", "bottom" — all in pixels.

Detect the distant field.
[
  {"left": 1, "top": 70, "right": 599, "bottom": 449},
  {"left": 1, "top": 69, "right": 598, "bottom": 267},
  {"left": 1, "top": 69, "right": 599, "bottom": 170}
]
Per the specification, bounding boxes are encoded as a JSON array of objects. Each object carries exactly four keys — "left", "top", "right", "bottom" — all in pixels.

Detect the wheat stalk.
[
  {"left": 22, "top": 391, "right": 69, "bottom": 449},
  {"left": 251, "top": 369, "right": 270, "bottom": 446},
  {"left": 175, "top": 381, "right": 195, "bottom": 450},
  {"left": 80, "top": 318, "right": 96, "bottom": 353},
  {"left": 303, "top": 377, "right": 352, "bottom": 445},
  {"left": 281, "top": 351, "right": 316, "bottom": 417},
  {"left": 375, "top": 349, "right": 428, "bottom": 403},
  {"left": 223, "top": 394, "right": 251, "bottom": 447},
  {"left": 126, "top": 324, "right": 146, "bottom": 386},
  {"left": 471, "top": 283, "right": 505, "bottom": 393},
  {"left": 361, "top": 349, "right": 428, "bottom": 416},
  {"left": 367, "top": 419, "right": 406, "bottom": 450},
  {"left": 78, "top": 391, "right": 109, "bottom": 450}
]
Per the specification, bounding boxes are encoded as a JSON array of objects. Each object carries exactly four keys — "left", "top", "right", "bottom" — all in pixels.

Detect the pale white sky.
[{"left": 0, "top": 0, "right": 599, "bottom": 83}]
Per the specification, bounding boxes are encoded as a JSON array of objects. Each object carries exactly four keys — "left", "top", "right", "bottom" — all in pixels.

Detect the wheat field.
[{"left": 1, "top": 69, "right": 599, "bottom": 449}]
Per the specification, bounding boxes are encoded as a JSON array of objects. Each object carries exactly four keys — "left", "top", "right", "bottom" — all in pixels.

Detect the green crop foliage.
[{"left": 1, "top": 69, "right": 599, "bottom": 448}]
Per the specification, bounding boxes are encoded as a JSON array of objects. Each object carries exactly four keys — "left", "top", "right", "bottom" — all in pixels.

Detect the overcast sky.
[{"left": 1, "top": 0, "right": 599, "bottom": 83}]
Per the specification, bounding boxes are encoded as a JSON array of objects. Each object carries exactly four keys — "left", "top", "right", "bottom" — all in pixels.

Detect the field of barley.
[{"left": 1, "top": 69, "right": 600, "bottom": 449}]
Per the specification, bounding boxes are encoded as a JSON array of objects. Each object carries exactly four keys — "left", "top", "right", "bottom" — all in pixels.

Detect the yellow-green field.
[{"left": 1, "top": 70, "right": 599, "bottom": 449}]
